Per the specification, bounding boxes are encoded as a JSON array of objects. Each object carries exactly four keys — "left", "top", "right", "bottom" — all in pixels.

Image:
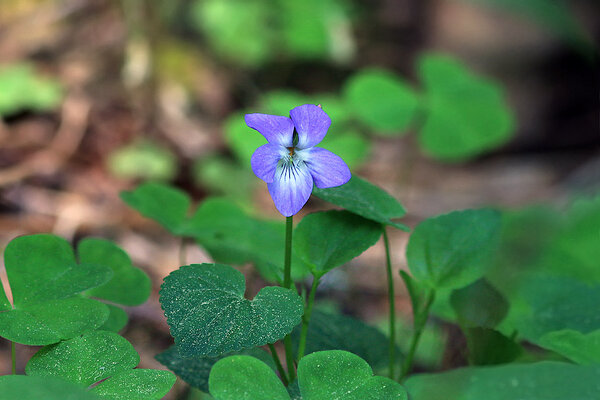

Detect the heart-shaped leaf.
[
  {"left": 160, "top": 263, "right": 304, "bottom": 357},
  {"left": 208, "top": 351, "right": 408, "bottom": 400},
  {"left": 538, "top": 329, "right": 600, "bottom": 366},
  {"left": 294, "top": 210, "right": 382, "bottom": 276},
  {"left": 298, "top": 351, "right": 408, "bottom": 399},
  {"left": 0, "top": 297, "right": 108, "bottom": 345},
  {"left": 313, "top": 175, "right": 408, "bottom": 230},
  {"left": 344, "top": 68, "right": 419, "bottom": 135},
  {"left": 89, "top": 369, "right": 175, "bottom": 400},
  {"left": 155, "top": 345, "right": 275, "bottom": 393},
  {"left": 4, "top": 234, "right": 113, "bottom": 306},
  {"left": 209, "top": 356, "right": 290, "bottom": 400},
  {"left": 0, "top": 375, "right": 101, "bottom": 400},
  {"left": 78, "top": 238, "right": 151, "bottom": 306},
  {"left": 405, "top": 362, "right": 600, "bottom": 400},
  {"left": 406, "top": 209, "right": 502, "bottom": 290},
  {"left": 417, "top": 54, "right": 515, "bottom": 161},
  {"left": 0, "top": 234, "right": 128, "bottom": 345},
  {"left": 97, "top": 304, "right": 129, "bottom": 332},
  {"left": 292, "top": 310, "right": 398, "bottom": 369},
  {"left": 450, "top": 278, "right": 509, "bottom": 329},
  {"left": 26, "top": 330, "right": 176, "bottom": 399},
  {"left": 26, "top": 330, "right": 139, "bottom": 385}
]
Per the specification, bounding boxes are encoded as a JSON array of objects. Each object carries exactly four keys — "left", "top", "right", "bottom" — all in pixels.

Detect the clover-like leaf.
[
  {"left": 406, "top": 209, "right": 502, "bottom": 290},
  {"left": 538, "top": 329, "right": 600, "bottom": 366},
  {"left": 78, "top": 238, "right": 151, "bottom": 306},
  {"left": 344, "top": 68, "right": 419, "bottom": 135},
  {"left": 0, "top": 297, "right": 109, "bottom": 345},
  {"left": 4, "top": 234, "right": 112, "bottom": 306},
  {"left": 294, "top": 210, "right": 382, "bottom": 276},
  {"left": 0, "top": 234, "right": 112, "bottom": 345},
  {"left": 97, "top": 304, "right": 129, "bottom": 333},
  {"left": 160, "top": 263, "right": 304, "bottom": 357},
  {"left": 465, "top": 328, "right": 522, "bottom": 366},
  {"left": 417, "top": 54, "right": 515, "bottom": 161},
  {"left": 26, "top": 330, "right": 176, "bottom": 400},
  {"left": 298, "top": 350, "right": 408, "bottom": 399},
  {"left": 405, "top": 361, "right": 600, "bottom": 400},
  {"left": 292, "top": 310, "right": 399, "bottom": 369},
  {"left": 208, "top": 351, "right": 407, "bottom": 400},
  {"left": 0, "top": 375, "right": 101, "bottom": 400},
  {"left": 209, "top": 356, "right": 290, "bottom": 400},
  {"left": 313, "top": 175, "right": 408, "bottom": 230},
  {"left": 155, "top": 345, "right": 275, "bottom": 393}
]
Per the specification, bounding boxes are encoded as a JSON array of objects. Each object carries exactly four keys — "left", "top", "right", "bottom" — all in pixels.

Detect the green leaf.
[
  {"left": 417, "top": 54, "right": 515, "bottom": 161},
  {"left": 4, "top": 234, "right": 113, "bottom": 306},
  {"left": 26, "top": 330, "right": 139, "bottom": 386},
  {"left": 298, "top": 350, "right": 408, "bottom": 399},
  {"left": 293, "top": 210, "right": 382, "bottom": 276},
  {"left": 406, "top": 209, "right": 502, "bottom": 290},
  {"left": 0, "top": 63, "right": 63, "bottom": 117},
  {"left": 156, "top": 346, "right": 274, "bottom": 393},
  {"left": 184, "top": 198, "right": 311, "bottom": 282},
  {"left": 160, "top": 263, "right": 304, "bottom": 357},
  {"left": 0, "top": 375, "right": 101, "bottom": 400},
  {"left": 0, "top": 278, "right": 11, "bottom": 311},
  {"left": 450, "top": 278, "right": 509, "bottom": 328},
  {"left": 97, "top": 304, "right": 129, "bottom": 332},
  {"left": 0, "top": 297, "right": 109, "bottom": 345},
  {"left": 465, "top": 328, "right": 521, "bottom": 366},
  {"left": 78, "top": 238, "right": 151, "bottom": 306},
  {"left": 26, "top": 330, "right": 176, "bottom": 400},
  {"left": 313, "top": 175, "right": 408, "bottom": 230},
  {"left": 209, "top": 355, "right": 290, "bottom": 400},
  {"left": 344, "top": 68, "right": 419, "bottom": 135},
  {"left": 405, "top": 362, "right": 600, "bottom": 400},
  {"left": 538, "top": 329, "right": 600, "bottom": 366},
  {"left": 89, "top": 369, "right": 176, "bottom": 400},
  {"left": 121, "top": 182, "right": 191, "bottom": 235},
  {"left": 108, "top": 140, "right": 178, "bottom": 181},
  {"left": 292, "top": 310, "right": 398, "bottom": 369},
  {"left": 191, "top": 0, "right": 275, "bottom": 67}
]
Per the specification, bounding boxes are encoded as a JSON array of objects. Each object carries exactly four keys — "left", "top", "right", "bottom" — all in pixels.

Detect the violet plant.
[{"left": 1, "top": 104, "right": 598, "bottom": 399}]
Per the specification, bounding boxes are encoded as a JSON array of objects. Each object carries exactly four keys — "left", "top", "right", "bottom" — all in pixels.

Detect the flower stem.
[
  {"left": 11, "top": 341, "right": 16, "bottom": 374},
  {"left": 179, "top": 237, "right": 189, "bottom": 266},
  {"left": 268, "top": 343, "right": 289, "bottom": 386},
  {"left": 382, "top": 227, "right": 396, "bottom": 379},
  {"left": 283, "top": 216, "right": 293, "bottom": 289},
  {"left": 399, "top": 290, "right": 435, "bottom": 381},
  {"left": 297, "top": 276, "right": 320, "bottom": 361},
  {"left": 282, "top": 215, "right": 296, "bottom": 382}
]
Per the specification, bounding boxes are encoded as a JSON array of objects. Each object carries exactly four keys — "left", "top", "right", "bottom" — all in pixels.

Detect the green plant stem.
[
  {"left": 283, "top": 216, "right": 293, "bottom": 289},
  {"left": 399, "top": 290, "right": 435, "bottom": 382},
  {"left": 282, "top": 215, "right": 296, "bottom": 382},
  {"left": 297, "top": 276, "right": 320, "bottom": 361},
  {"left": 382, "top": 227, "right": 396, "bottom": 379},
  {"left": 11, "top": 341, "right": 16, "bottom": 374},
  {"left": 268, "top": 343, "right": 289, "bottom": 386}
]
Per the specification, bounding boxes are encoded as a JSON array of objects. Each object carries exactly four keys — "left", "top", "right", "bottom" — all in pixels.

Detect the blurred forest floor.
[{"left": 0, "top": 0, "right": 598, "bottom": 398}]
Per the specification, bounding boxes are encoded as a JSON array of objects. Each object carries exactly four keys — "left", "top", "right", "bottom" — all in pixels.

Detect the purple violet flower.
[{"left": 245, "top": 104, "right": 351, "bottom": 217}]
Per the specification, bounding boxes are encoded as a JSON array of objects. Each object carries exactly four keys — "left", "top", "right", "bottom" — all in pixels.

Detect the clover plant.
[{"left": 1, "top": 104, "right": 597, "bottom": 399}]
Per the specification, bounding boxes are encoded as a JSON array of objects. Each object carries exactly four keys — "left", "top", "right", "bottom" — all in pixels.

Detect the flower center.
[{"left": 287, "top": 146, "right": 295, "bottom": 156}]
